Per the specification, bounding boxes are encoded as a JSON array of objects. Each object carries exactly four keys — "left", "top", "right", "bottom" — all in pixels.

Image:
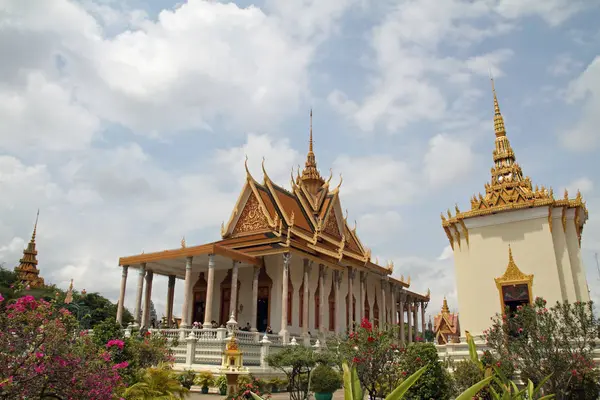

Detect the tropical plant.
[
  {"left": 195, "top": 371, "right": 215, "bottom": 393},
  {"left": 177, "top": 370, "right": 197, "bottom": 390},
  {"left": 467, "top": 335, "right": 555, "bottom": 400},
  {"left": 216, "top": 374, "right": 228, "bottom": 395},
  {"left": 485, "top": 297, "right": 599, "bottom": 399},
  {"left": 119, "top": 363, "right": 188, "bottom": 399},
  {"left": 310, "top": 364, "right": 342, "bottom": 393}
]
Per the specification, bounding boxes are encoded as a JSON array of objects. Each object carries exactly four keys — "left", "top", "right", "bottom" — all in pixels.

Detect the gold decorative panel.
[{"left": 232, "top": 194, "right": 270, "bottom": 235}]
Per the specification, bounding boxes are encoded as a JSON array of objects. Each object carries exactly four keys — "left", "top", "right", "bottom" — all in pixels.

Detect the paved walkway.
[{"left": 188, "top": 391, "right": 344, "bottom": 400}]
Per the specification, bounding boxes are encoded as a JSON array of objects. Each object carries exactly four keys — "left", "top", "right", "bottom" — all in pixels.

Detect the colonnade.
[{"left": 115, "top": 252, "right": 429, "bottom": 344}]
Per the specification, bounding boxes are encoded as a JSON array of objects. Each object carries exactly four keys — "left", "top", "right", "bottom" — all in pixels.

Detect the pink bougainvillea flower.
[
  {"left": 106, "top": 339, "right": 125, "bottom": 350},
  {"left": 0, "top": 293, "right": 4, "bottom": 302}
]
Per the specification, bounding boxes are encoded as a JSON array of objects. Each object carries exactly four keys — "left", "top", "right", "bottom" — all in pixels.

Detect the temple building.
[
  {"left": 441, "top": 80, "right": 590, "bottom": 336},
  {"left": 433, "top": 297, "right": 460, "bottom": 345},
  {"left": 14, "top": 211, "right": 45, "bottom": 288},
  {"left": 116, "top": 113, "right": 430, "bottom": 343}
]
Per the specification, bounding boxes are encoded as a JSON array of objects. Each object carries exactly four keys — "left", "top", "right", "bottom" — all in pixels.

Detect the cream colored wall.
[
  {"left": 550, "top": 207, "right": 577, "bottom": 302},
  {"left": 564, "top": 209, "right": 591, "bottom": 302},
  {"left": 454, "top": 207, "right": 564, "bottom": 336}
]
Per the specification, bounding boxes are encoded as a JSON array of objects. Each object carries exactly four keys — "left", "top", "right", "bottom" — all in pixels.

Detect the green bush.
[
  {"left": 400, "top": 342, "right": 454, "bottom": 400},
  {"left": 92, "top": 318, "right": 124, "bottom": 347},
  {"left": 216, "top": 375, "right": 228, "bottom": 394},
  {"left": 195, "top": 371, "right": 215, "bottom": 388},
  {"left": 177, "top": 370, "right": 196, "bottom": 389},
  {"left": 453, "top": 360, "right": 482, "bottom": 394},
  {"left": 310, "top": 364, "right": 342, "bottom": 393}
]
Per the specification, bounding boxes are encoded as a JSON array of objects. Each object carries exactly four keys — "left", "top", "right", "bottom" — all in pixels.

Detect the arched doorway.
[
  {"left": 364, "top": 288, "right": 370, "bottom": 320},
  {"left": 328, "top": 279, "right": 335, "bottom": 331},
  {"left": 220, "top": 269, "right": 241, "bottom": 326},
  {"left": 256, "top": 267, "right": 272, "bottom": 332},
  {"left": 192, "top": 273, "right": 207, "bottom": 324}
]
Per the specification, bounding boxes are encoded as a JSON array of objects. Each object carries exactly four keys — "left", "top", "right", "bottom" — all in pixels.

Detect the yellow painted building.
[{"left": 441, "top": 80, "right": 590, "bottom": 336}]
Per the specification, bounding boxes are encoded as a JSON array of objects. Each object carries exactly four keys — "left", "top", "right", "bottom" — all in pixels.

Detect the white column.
[
  {"left": 166, "top": 275, "right": 175, "bottom": 327},
  {"left": 279, "top": 253, "right": 291, "bottom": 340},
  {"left": 413, "top": 301, "right": 419, "bottom": 339},
  {"left": 318, "top": 264, "right": 326, "bottom": 336},
  {"left": 251, "top": 266, "right": 260, "bottom": 332},
  {"left": 399, "top": 293, "right": 405, "bottom": 345},
  {"left": 134, "top": 263, "right": 146, "bottom": 327},
  {"left": 348, "top": 269, "right": 355, "bottom": 332},
  {"left": 421, "top": 301, "right": 426, "bottom": 337},
  {"left": 407, "top": 297, "right": 412, "bottom": 343},
  {"left": 360, "top": 272, "right": 366, "bottom": 322},
  {"left": 391, "top": 286, "right": 397, "bottom": 326},
  {"left": 142, "top": 270, "right": 154, "bottom": 328},
  {"left": 181, "top": 257, "right": 193, "bottom": 328},
  {"left": 230, "top": 261, "right": 239, "bottom": 319},
  {"left": 203, "top": 254, "right": 216, "bottom": 328},
  {"left": 116, "top": 265, "right": 128, "bottom": 325},
  {"left": 380, "top": 278, "right": 387, "bottom": 328},
  {"left": 334, "top": 271, "right": 343, "bottom": 334},
  {"left": 302, "top": 259, "right": 311, "bottom": 338}
]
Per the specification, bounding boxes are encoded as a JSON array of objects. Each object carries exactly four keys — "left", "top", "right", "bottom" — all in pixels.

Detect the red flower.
[
  {"left": 352, "top": 357, "right": 362, "bottom": 364},
  {"left": 360, "top": 318, "right": 372, "bottom": 331},
  {"left": 367, "top": 336, "right": 375, "bottom": 342}
]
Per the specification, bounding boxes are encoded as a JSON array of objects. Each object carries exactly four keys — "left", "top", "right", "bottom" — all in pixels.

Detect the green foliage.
[
  {"left": 195, "top": 371, "right": 215, "bottom": 388},
  {"left": 485, "top": 298, "right": 599, "bottom": 399},
  {"left": 453, "top": 359, "right": 484, "bottom": 394},
  {"left": 118, "top": 363, "right": 188, "bottom": 399},
  {"left": 342, "top": 362, "right": 427, "bottom": 400},
  {"left": 116, "top": 332, "right": 174, "bottom": 385},
  {"left": 399, "top": 342, "right": 454, "bottom": 400},
  {"left": 266, "top": 345, "right": 330, "bottom": 400},
  {"left": 177, "top": 370, "right": 196, "bottom": 390},
  {"left": 310, "top": 365, "right": 342, "bottom": 393},
  {"left": 92, "top": 317, "right": 125, "bottom": 347},
  {"left": 216, "top": 375, "right": 228, "bottom": 394}
]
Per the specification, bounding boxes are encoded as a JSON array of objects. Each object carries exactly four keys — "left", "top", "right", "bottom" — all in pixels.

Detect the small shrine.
[
  {"left": 14, "top": 211, "right": 45, "bottom": 289},
  {"left": 221, "top": 333, "right": 244, "bottom": 371},
  {"left": 433, "top": 297, "right": 461, "bottom": 344}
]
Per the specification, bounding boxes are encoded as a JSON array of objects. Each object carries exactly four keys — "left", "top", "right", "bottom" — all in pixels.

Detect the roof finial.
[
  {"left": 508, "top": 244, "right": 514, "bottom": 262},
  {"left": 309, "top": 108, "right": 313, "bottom": 153},
  {"left": 442, "top": 296, "right": 450, "bottom": 314},
  {"left": 32, "top": 209, "right": 39, "bottom": 242},
  {"left": 491, "top": 76, "right": 506, "bottom": 137}
]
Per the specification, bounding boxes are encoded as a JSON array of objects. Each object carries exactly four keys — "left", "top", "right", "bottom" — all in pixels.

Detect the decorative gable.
[
  {"left": 322, "top": 208, "right": 342, "bottom": 239},
  {"left": 232, "top": 193, "right": 271, "bottom": 236}
]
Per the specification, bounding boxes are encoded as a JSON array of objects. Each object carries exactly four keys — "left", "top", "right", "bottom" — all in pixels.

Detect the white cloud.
[
  {"left": 566, "top": 177, "right": 594, "bottom": 196},
  {"left": 437, "top": 245, "right": 454, "bottom": 261},
  {"left": 494, "top": 0, "right": 591, "bottom": 27},
  {"left": 547, "top": 54, "right": 583, "bottom": 76},
  {"left": 423, "top": 134, "right": 476, "bottom": 187},
  {"left": 562, "top": 56, "right": 600, "bottom": 151}
]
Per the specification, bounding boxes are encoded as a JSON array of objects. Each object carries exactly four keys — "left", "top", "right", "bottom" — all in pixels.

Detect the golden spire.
[
  {"left": 298, "top": 109, "right": 325, "bottom": 194},
  {"left": 441, "top": 297, "right": 450, "bottom": 314},
  {"left": 491, "top": 77, "right": 506, "bottom": 138},
  {"left": 14, "top": 210, "right": 45, "bottom": 288}
]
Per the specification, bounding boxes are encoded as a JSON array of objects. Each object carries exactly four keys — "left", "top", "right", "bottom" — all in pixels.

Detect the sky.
[{"left": 0, "top": 0, "right": 599, "bottom": 325}]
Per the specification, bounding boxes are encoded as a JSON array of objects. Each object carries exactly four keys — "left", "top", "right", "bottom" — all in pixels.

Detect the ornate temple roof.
[
  {"left": 442, "top": 80, "right": 588, "bottom": 248},
  {"left": 219, "top": 112, "right": 407, "bottom": 280},
  {"left": 14, "top": 210, "right": 45, "bottom": 288},
  {"left": 433, "top": 297, "right": 460, "bottom": 344}
]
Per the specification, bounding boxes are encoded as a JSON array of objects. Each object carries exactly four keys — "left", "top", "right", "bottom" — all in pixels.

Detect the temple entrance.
[
  {"left": 256, "top": 267, "right": 272, "bottom": 333},
  {"left": 192, "top": 273, "right": 207, "bottom": 324}
]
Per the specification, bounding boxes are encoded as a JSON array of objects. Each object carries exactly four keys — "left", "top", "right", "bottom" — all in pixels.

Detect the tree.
[
  {"left": 485, "top": 297, "right": 600, "bottom": 399},
  {"left": 266, "top": 345, "right": 330, "bottom": 400},
  {"left": 399, "top": 342, "right": 454, "bottom": 400},
  {"left": 336, "top": 319, "right": 402, "bottom": 400},
  {"left": 0, "top": 295, "right": 124, "bottom": 399}
]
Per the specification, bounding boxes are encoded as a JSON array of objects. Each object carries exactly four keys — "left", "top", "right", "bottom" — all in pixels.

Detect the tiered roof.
[
  {"left": 442, "top": 80, "right": 588, "bottom": 249},
  {"left": 433, "top": 297, "right": 460, "bottom": 344},
  {"left": 14, "top": 211, "right": 45, "bottom": 288},
  {"left": 219, "top": 112, "right": 409, "bottom": 282}
]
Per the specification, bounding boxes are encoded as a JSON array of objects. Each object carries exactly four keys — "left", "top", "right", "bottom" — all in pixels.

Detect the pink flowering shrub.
[
  {"left": 485, "top": 297, "right": 600, "bottom": 399},
  {"left": 0, "top": 295, "right": 124, "bottom": 399}
]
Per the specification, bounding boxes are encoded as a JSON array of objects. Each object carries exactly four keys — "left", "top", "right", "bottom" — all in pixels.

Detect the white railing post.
[
  {"left": 217, "top": 327, "right": 228, "bottom": 341},
  {"left": 186, "top": 331, "right": 197, "bottom": 367},
  {"left": 260, "top": 334, "right": 271, "bottom": 369}
]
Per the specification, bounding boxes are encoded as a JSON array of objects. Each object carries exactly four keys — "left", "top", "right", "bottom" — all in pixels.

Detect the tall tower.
[
  {"left": 441, "top": 81, "right": 589, "bottom": 336},
  {"left": 14, "top": 211, "right": 45, "bottom": 288}
]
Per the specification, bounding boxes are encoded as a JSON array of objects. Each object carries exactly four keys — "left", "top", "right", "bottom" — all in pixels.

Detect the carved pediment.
[
  {"left": 322, "top": 209, "right": 342, "bottom": 239},
  {"left": 232, "top": 194, "right": 270, "bottom": 236}
]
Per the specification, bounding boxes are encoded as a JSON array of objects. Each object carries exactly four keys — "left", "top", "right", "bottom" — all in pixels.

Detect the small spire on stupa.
[
  {"left": 441, "top": 297, "right": 450, "bottom": 314},
  {"left": 491, "top": 77, "right": 506, "bottom": 138},
  {"left": 298, "top": 109, "right": 325, "bottom": 195},
  {"left": 14, "top": 210, "right": 45, "bottom": 288}
]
